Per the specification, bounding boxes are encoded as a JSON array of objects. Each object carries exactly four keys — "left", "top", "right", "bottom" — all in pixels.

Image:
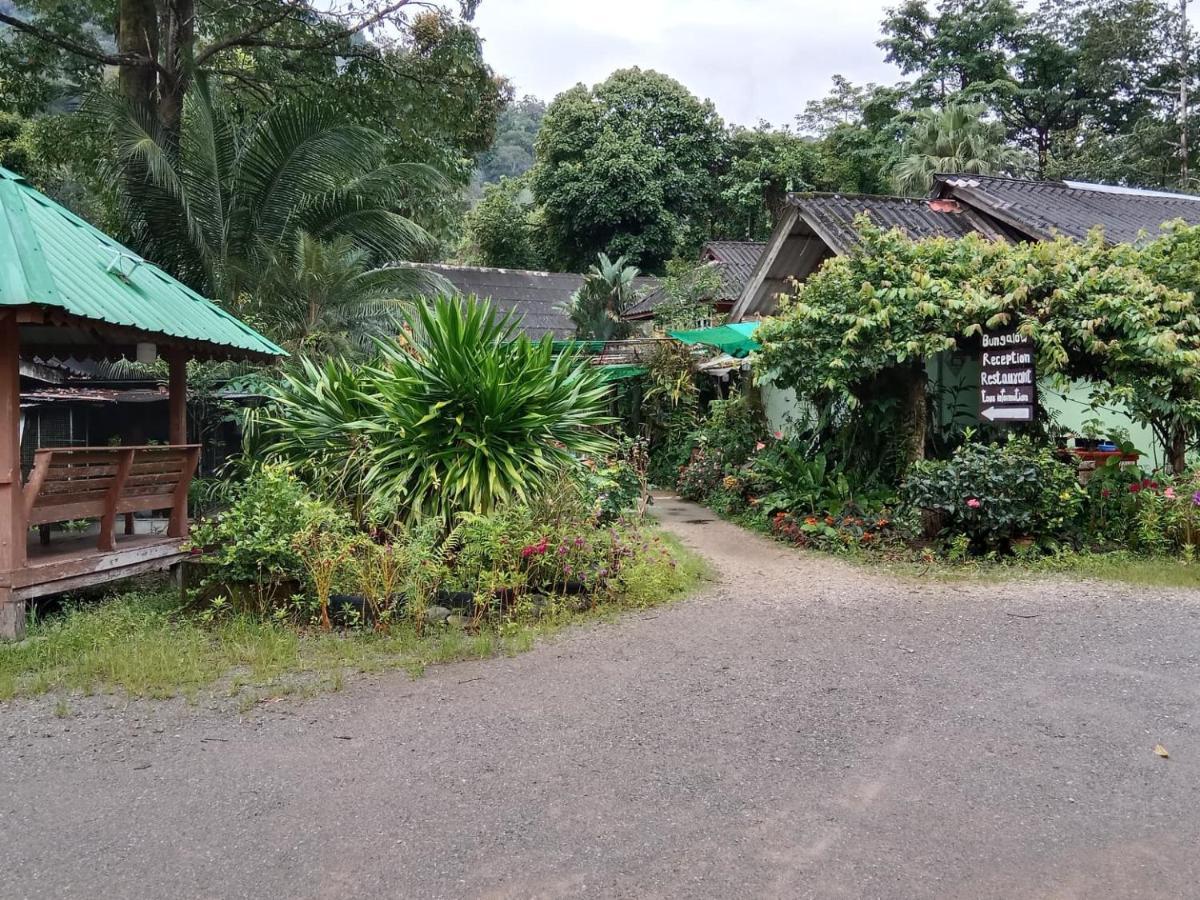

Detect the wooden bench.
[{"left": 23, "top": 445, "right": 201, "bottom": 551}]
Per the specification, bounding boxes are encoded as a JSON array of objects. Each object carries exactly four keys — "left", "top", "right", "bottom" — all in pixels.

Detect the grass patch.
[
  {"left": 868, "top": 549, "right": 1200, "bottom": 589},
  {"left": 0, "top": 529, "right": 705, "bottom": 702}
]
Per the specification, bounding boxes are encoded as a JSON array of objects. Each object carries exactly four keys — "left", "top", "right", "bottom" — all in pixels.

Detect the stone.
[
  {"left": 424, "top": 605, "right": 451, "bottom": 624},
  {"left": 446, "top": 614, "right": 468, "bottom": 629}
]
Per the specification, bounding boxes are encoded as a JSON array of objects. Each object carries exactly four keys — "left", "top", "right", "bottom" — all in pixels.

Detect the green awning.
[
  {"left": 669, "top": 322, "right": 760, "bottom": 358},
  {"left": 599, "top": 364, "right": 647, "bottom": 382},
  {"left": 0, "top": 166, "right": 284, "bottom": 360}
]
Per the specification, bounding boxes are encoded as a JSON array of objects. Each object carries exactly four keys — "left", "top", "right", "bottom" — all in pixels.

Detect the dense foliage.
[
  {"left": 252, "top": 296, "right": 615, "bottom": 522},
  {"left": 531, "top": 68, "right": 726, "bottom": 272},
  {"left": 103, "top": 82, "right": 445, "bottom": 326},
  {"left": 188, "top": 458, "right": 688, "bottom": 631},
  {"left": 756, "top": 220, "right": 1200, "bottom": 469}
]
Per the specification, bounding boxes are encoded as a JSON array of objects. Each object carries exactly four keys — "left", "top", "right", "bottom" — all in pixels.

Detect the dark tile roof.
[
  {"left": 625, "top": 240, "right": 766, "bottom": 318},
  {"left": 789, "top": 192, "right": 1008, "bottom": 255},
  {"left": 413, "top": 263, "right": 658, "bottom": 339},
  {"left": 933, "top": 174, "right": 1200, "bottom": 244},
  {"left": 409, "top": 264, "right": 584, "bottom": 339}
]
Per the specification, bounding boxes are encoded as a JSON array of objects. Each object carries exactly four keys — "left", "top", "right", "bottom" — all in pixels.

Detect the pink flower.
[
  {"left": 966, "top": 498, "right": 981, "bottom": 509},
  {"left": 774, "top": 431, "right": 783, "bottom": 439},
  {"left": 755, "top": 441, "right": 766, "bottom": 451},
  {"left": 1165, "top": 487, "right": 1177, "bottom": 499}
]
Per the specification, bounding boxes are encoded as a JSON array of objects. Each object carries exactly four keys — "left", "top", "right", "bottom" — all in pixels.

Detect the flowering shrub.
[
  {"left": 770, "top": 509, "right": 897, "bottom": 552},
  {"left": 902, "top": 438, "right": 1085, "bottom": 550},
  {"left": 675, "top": 393, "right": 766, "bottom": 502},
  {"left": 676, "top": 446, "right": 728, "bottom": 501},
  {"left": 1086, "top": 462, "right": 1200, "bottom": 553}
]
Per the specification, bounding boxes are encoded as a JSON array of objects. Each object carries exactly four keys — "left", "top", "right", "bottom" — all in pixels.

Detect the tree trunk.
[
  {"left": 1168, "top": 423, "right": 1188, "bottom": 474},
  {"left": 902, "top": 363, "right": 928, "bottom": 470},
  {"left": 118, "top": 0, "right": 159, "bottom": 112},
  {"left": 157, "top": 0, "right": 195, "bottom": 144}
]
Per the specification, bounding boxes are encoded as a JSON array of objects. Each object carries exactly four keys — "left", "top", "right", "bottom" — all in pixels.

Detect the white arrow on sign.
[{"left": 980, "top": 406, "right": 1032, "bottom": 422}]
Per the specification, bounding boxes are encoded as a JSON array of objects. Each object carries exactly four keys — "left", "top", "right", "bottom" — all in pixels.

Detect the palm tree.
[
  {"left": 100, "top": 80, "right": 445, "bottom": 318},
  {"left": 566, "top": 253, "right": 641, "bottom": 341},
  {"left": 253, "top": 232, "right": 421, "bottom": 358},
  {"left": 892, "top": 103, "right": 1027, "bottom": 195}
]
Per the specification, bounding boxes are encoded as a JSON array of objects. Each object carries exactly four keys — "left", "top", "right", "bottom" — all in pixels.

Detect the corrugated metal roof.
[
  {"left": 933, "top": 174, "right": 1200, "bottom": 244},
  {"left": 412, "top": 263, "right": 657, "bottom": 339},
  {"left": 790, "top": 192, "right": 1006, "bottom": 254},
  {"left": 0, "top": 166, "right": 284, "bottom": 360}
]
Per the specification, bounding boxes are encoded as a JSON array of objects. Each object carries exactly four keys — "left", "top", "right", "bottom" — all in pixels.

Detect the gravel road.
[{"left": 2, "top": 495, "right": 1199, "bottom": 899}]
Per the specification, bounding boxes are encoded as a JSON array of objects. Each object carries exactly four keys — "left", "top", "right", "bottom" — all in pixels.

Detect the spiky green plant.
[{"left": 253, "top": 296, "right": 616, "bottom": 522}]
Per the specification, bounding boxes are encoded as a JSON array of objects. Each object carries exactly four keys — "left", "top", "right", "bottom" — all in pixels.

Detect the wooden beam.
[{"left": 0, "top": 313, "right": 26, "bottom": 639}]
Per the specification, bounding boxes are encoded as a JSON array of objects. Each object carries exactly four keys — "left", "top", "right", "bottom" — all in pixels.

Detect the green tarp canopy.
[
  {"left": 598, "top": 364, "right": 646, "bottom": 382},
  {"left": 669, "top": 322, "right": 760, "bottom": 358}
]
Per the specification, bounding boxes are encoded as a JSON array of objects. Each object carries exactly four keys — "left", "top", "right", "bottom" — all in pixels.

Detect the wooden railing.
[{"left": 23, "top": 445, "right": 200, "bottom": 552}]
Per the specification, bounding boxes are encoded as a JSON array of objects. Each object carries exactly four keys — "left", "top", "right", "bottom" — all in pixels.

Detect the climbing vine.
[{"left": 755, "top": 218, "right": 1200, "bottom": 468}]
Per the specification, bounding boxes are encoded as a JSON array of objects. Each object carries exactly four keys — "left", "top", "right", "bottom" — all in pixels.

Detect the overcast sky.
[{"left": 472, "top": 0, "right": 903, "bottom": 127}]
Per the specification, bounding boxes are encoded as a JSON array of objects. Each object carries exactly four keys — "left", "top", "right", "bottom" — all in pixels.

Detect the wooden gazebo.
[{"left": 0, "top": 167, "right": 284, "bottom": 639}]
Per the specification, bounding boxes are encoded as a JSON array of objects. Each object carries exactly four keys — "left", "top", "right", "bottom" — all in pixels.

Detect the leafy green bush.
[
  {"left": 902, "top": 438, "right": 1085, "bottom": 549},
  {"left": 188, "top": 466, "right": 355, "bottom": 592},
  {"left": 252, "top": 296, "right": 615, "bottom": 522}
]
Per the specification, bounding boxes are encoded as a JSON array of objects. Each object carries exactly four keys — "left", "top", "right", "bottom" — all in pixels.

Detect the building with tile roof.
[
  {"left": 625, "top": 240, "right": 767, "bottom": 322},
  {"left": 729, "top": 174, "right": 1200, "bottom": 321}
]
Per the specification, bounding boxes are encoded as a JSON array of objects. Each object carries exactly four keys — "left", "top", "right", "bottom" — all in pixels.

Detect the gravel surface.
[{"left": 2, "top": 494, "right": 1199, "bottom": 899}]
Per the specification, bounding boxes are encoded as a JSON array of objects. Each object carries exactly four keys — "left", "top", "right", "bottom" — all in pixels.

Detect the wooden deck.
[{"left": 11, "top": 532, "right": 188, "bottom": 601}]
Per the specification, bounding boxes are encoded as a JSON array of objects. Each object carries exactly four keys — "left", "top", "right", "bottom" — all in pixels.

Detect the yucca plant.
[
  {"left": 364, "top": 296, "right": 616, "bottom": 519},
  {"left": 253, "top": 296, "right": 616, "bottom": 522},
  {"left": 244, "top": 355, "right": 378, "bottom": 516}
]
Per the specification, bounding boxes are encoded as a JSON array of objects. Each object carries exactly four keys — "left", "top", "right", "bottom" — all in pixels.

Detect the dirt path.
[{"left": 2, "top": 495, "right": 1200, "bottom": 899}]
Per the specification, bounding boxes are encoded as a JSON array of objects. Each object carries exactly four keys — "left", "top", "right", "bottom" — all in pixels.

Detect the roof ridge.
[
  {"left": 790, "top": 191, "right": 940, "bottom": 204},
  {"left": 934, "top": 172, "right": 1066, "bottom": 188},
  {"left": 409, "top": 261, "right": 585, "bottom": 278}
]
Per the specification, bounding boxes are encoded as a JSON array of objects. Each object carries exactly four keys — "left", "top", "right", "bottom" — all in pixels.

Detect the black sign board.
[{"left": 979, "top": 327, "right": 1035, "bottom": 424}]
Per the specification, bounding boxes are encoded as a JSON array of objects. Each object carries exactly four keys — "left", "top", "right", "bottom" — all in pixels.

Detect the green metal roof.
[{"left": 0, "top": 166, "right": 284, "bottom": 359}]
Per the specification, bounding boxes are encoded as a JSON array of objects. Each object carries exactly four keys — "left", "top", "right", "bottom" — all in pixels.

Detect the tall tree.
[
  {"left": 460, "top": 175, "right": 545, "bottom": 269},
  {"left": 712, "top": 125, "right": 823, "bottom": 240},
  {"left": 879, "top": 0, "right": 1024, "bottom": 103},
  {"left": 0, "top": 1, "right": 485, "bottom": 145},
  {"left": 531, "top": 68, "right": 725, "bottom": 272}
]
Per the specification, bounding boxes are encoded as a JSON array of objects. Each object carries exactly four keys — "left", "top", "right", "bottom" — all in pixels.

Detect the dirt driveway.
[{"left": 2, "top": 495, "right": 1199, "bottom": 899}]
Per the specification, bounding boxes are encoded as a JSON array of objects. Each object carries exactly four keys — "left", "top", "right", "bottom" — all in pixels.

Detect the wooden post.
[
  {"left": 166, "top": 349, "right": 192, "bottom": 543},
  {"left": 0, "top": 313, "right": 26, "bottom": 640},
  {"left": 167, "top": 347, "right": 187, "bottom": 446},
  {"left": 98, "top": 448, "right": 135, "bottom": 552}
]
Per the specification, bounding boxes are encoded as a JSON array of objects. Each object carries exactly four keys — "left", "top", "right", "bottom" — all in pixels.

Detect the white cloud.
[{"left": 473, "top": 0, "right": 902, "bottom": 126}]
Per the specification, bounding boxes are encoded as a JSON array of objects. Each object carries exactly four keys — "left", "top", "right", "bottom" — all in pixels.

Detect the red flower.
[{"left": 1129, "top": 482, "right": 1142, "bottom": 493}]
